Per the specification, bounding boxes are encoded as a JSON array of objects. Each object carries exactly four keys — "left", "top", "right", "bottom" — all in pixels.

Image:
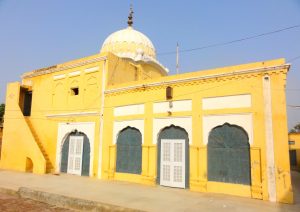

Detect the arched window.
[
  {"left": 116, "top": 127, "right": 142, "bottom": 174},
  {"left": 208, "top": 123, "right": 251, "bottom": 185},
  {"left": 60, "top": 131, "right": 90, "bottom": 176}
]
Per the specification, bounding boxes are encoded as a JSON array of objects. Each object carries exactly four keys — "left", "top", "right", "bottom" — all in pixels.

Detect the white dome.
[{"left": 100, "top": 26, "right": 156, "bottom": 59}]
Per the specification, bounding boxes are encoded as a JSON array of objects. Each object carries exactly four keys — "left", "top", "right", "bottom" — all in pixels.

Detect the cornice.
[
  {"left": 105, "top": 64, "right": 290, "bottom": 95},
  {"left": 22, "top": 56, "right": 107, "bottom": 79}
]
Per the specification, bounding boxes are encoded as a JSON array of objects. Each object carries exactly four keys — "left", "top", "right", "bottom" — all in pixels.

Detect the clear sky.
[{"left": 0, "top": 0, "right": 299, "bottom": 129}]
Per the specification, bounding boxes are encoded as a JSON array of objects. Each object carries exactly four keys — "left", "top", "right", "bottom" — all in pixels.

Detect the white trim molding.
[
  {"left": 53, "top": 74, "right": 66, "bottom": 80},
  {"left": 263, "top": 75, "right": 277, "bottom": 202},
  {"left": 85, "top": 66, "right": 99, "bottom": 73},
  {"left": 202, "top": 113, "right": 253, "bottom": 145},
  {"left": 46, "top": 111, "right": 100, "bottom": 118},
  {"left": 55, "top": 122, "right": 95, "bottom": 177},
  {"left": 153, "top": 100, "right": 192, "bottom": 113},
  {"left": 202, "top": 94, "right": 251, "bottom": 110},
  {"left": 113, "top": 119, "right": 144, "bottom": 144},
  {"left": 153, "top": 117, "right": 192, "bottom": 144},
  {"left": 69, "top": 71, "right": 81, "bottom": 77},
  {"left": 114, "top": 104, "right": 145, "bottom": 116}
]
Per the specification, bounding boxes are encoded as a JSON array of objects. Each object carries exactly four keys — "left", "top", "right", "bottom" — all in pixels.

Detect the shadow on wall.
[
  {"left": 26, "top": 157, "right": 33, "bottom": 173},
  {"left": 291, "top": 171, "right": 300, "bottom": 204}
]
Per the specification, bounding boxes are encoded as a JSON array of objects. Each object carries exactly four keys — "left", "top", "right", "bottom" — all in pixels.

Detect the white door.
[
  {"left": 67, "top": 136, "right": 84, "bottom": 175},
  {"left": 160, "top": 139, "right": 185, "bottom": 188}
]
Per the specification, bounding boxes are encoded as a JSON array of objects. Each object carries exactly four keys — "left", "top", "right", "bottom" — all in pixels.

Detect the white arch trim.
[
  {"left": 203, "top": 114, "right": 253, "bottom": 145},
  {"left": 56, "top": 122, "right": 95, "bottom": 176},
  {"left": 153, "top": 117, "right": 192, "bottom": 144},
  {"left": 113, "top": 119, "right": 144, "bottom": 144}
]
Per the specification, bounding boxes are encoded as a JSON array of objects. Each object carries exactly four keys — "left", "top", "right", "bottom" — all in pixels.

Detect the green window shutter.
[
  {"left": 81, "top": 134, "right": 90, "bottom": 176},
  {"left": 116, "top": 127, "right": 142, "bottom": 174},
  {"left": 60, "top": 137, "right": 69, "bottom": 173},
  {"left": 208, "top": 123, "right": 251, "bottom": 185}
]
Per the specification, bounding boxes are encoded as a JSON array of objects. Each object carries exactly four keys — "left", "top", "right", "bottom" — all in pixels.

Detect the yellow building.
[
  {"left": 289, "top": 133, "right": 300, "bottom": 170},
  {"left": 0, "top": 10, "right": 294, "bottom": 203}
]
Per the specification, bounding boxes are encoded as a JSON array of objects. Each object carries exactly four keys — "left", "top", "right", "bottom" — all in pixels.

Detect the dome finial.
[{"left": 127, "top": 4, "right": 134, "bottom": 27}]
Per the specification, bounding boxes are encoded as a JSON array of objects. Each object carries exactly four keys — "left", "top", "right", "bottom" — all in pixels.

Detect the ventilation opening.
[
  {"left": 26, "top": 157, "right": 33, "bottom": 173},
  {"left": 166, "top": 86, "right": 173, "bottom": 100},
  {"left": 71, "top": 87, "right": 79, "bottom": 96}
]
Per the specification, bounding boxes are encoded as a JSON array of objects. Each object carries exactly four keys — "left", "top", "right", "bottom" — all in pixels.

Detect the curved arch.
[
  {"left": 84, "top": 76, "right": 98, "bottom": 105},
  {"left": 116, "top": 126, "right": 142, "bottom": 143},
  {"left": 53, "top": 82, "right": 65, "bottom": 108},
  {"left": 55, "top": 82, "right": 64, "bottom": 90},
  {"left": 157, "top": 125, "right": 189, "bottom": 188},
  {"left": 116, "top": 126, "right": 142, "bottom": 174},
  {"left": 208, "top": 123, "right": 249, "bottom": 148},
  {"left": 207, "top": 123, "right": 251, "bottom": 185},
  {"left": 60, "top": 130, "right": 91, "bottom": 176},
  {"left": 86, "top": 76, "right": 97, "bottom": 85},
  {"left": 157, "top": 125, "right": 189, "bottom": 141},
  {"left": 70, "top": 79, "right": 79, "bottom": 87}
]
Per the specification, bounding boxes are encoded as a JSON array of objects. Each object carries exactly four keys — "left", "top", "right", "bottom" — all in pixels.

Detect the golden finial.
[{"left": 127, "top": 4, "right": 133, "bottom": 27}]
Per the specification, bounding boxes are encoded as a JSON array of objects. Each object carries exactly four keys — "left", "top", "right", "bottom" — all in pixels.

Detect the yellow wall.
[
  {"left": 107, "top": 53, "right": 166, "bottom": 86},
  {"left": 0, "top": 82, "right": 46, "bottom": 174},
  {"left": 25, "top": 55, "right": 106, "bottom": 176},
  {"left": 0, "top": 52, "right": 165, "bottom": 176},
  {"left": 102, "top": 58, "right": 292, "bottom": 203}
]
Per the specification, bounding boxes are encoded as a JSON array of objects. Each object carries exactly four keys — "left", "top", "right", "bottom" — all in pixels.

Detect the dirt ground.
[{"left": 0, "top": 192, "right": 73, "bottom": 212}]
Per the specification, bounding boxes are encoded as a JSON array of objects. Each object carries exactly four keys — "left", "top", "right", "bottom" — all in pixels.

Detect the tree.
[
  {"left": 0, "top": 104, "right": 4, "bottom": 124},
  {"left": 289, "top": 123, "right": 300, "bottom": 133}
]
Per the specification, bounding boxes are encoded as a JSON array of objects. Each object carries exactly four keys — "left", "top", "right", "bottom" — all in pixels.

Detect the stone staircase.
[{"left": 25, "top": 117, "right": 54, "bottom": 173}]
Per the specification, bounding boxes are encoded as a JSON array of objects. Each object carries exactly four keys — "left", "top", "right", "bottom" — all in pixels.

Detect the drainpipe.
[{"left": 98, "top": 59, "right": 107, "bottom": 178}]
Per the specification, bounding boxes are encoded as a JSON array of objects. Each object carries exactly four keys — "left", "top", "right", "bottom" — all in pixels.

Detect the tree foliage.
[
  {"left": 290, "top": 123, "right": 300, "bottom": 133},
  {"left": 0, "top": 104, "right": 4, "bottom": 124}
]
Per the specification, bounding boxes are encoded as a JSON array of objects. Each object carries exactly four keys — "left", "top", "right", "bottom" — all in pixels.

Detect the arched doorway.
[
  {"left": 157, "top": 125, "right": 189, "bottom": 188},
  {"left": 208, "top": 123, "right": 251, "bottom": 185},
  {"left": 60, "top": 131, "right": 90, "bottom": 176},
  {"left": 116, "top": 127, "right": 142, "bottom": 174}
]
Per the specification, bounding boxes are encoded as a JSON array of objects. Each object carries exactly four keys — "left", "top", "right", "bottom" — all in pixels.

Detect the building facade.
[
  {"left": 0, "top": 17, "right": 294, "bottom": 203},
  {"left": 289, "top": 133, "right": 300, "bottom": 170}
]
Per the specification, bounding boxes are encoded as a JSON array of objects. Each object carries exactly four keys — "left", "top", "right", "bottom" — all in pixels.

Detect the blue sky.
[{"left": 0, "top": 0, "right": 299, "bottom": 129}]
